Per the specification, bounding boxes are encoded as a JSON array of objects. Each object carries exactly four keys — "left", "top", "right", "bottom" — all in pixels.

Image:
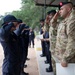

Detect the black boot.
[
  {"left": 40, "top": 54, "right": 45, "bottom": 57},
  {"left": 46, "top": 66, "right": 53, "bottom": 72},
  {"left": 44, "top": 60, "right": 49, "bottom": 64}
]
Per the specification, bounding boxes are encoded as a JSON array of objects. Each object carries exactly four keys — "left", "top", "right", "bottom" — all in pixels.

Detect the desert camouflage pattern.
[
  {"left": 49, "top": 25, "right": 57, "bottom": 54},
  {"left": 53, "top": 9, "right": 75, "bottom": 63},
  {"left": 44, "top": 22, "right": 50, "bottom": 32},
  {"left": 44, "top": 17, "right": 58, "bottom": 75}
]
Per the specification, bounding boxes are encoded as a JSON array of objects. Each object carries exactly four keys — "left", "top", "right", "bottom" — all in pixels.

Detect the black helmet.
[
  {"left": 2, "top": 15, "right": 18, "bottom": 25},
  {"left": 47, "top": 10, "right": 56, "bottom": 15}
]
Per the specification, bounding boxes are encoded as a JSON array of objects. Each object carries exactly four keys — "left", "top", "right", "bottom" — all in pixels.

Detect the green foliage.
[
  {"left": 12, "top": 0, "right": 42, "bottom": 29},
  {"left": 0, "top": 0, "right": 57, "bottom": 30},
  {"left": 11, "top": 0, "right": 57, "bottom": 32}
]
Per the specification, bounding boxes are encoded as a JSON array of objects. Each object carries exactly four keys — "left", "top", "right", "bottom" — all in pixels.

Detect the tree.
[
  {"left": 11, "top": 0, "right": 57, "bottom": 32},
  {"left": 11, "top": 0, "right": 43, "bottom": 29}
]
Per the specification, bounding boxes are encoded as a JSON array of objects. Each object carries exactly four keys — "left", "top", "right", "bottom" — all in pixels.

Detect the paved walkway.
[
  {"left": 24, "top": 47, "right": 39, "bottom": 75},
  {"left": 35, "top": 39, "right": 54, "bottom": 75}
]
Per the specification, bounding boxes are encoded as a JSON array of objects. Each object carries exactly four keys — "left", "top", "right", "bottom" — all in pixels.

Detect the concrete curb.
[{"left": 35, "top": 39, "right": 54, "bottom": 75}]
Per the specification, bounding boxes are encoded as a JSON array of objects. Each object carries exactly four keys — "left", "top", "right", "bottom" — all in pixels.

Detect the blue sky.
[{"left": 0, "top": 0, "right": 21, "bottom": 15}]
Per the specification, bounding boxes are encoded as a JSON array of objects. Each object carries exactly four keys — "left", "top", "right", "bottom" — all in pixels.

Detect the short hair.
[{"left": 40, "top": 19, "right": 45, "bottom": 22}]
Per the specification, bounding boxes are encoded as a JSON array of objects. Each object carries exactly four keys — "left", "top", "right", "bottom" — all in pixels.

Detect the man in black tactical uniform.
[
  {"left": 15, "top": 19, "right": 29, "bottom": 75},
  {"left": 40, "top": 19, "right": 46, "bottom": 57},
  {"left": 0, "top": 15, "right": 25, "bottom": 75}
]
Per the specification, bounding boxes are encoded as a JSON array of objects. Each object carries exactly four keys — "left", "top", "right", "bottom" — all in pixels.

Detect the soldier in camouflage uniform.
[
  {"left": 49, "top": 22, "right": 58, "bottom": 75},
  {"left": 44, "top": 10, "right": 57, "bottom": 55},
  {"left": 51, "top": 2, "right": 75, "bottom": 70},
  {"left": 44, "top": 10, "right": 57, "bottom": 74}
]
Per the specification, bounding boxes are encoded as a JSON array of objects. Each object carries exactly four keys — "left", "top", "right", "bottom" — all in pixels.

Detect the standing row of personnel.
[
  {"left": 0, "top": 15, "right": 30, "bottom": 75},
  {"left": 40, "top": 2, "right": 75, "bottom": 75},
  {"left": 40, "top": 10, "right": 56, "bottom": 73}
]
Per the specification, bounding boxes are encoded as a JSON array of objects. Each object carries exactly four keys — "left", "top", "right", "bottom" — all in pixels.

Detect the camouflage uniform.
[
  {"left": 44, "top": 21, "right": 50, "bottom": 32},
  {"left": 44, "top": 20, "right": 58, "bottom": 74},
  {"left": 49, "top": 21, "right": 59, "bottom": 75},
  {"left": 49, "top": 9, "right": 75, "bottom": 75},
  {"left": 52, "top": 9, "right": 75, "bottom": 63},
  {"left": 49, "top": 25, "right": 57, "bottom": 54}
]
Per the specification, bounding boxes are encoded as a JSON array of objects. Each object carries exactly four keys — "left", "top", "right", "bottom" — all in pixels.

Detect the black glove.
[
  {"left": 3, "top": 22, "right": 15, "bottom": 33},
  {"left": 14, "top": 24, "right": 26, "bottom": 36}
]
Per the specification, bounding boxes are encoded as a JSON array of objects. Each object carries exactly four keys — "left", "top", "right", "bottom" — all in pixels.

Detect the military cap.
[
  {"left": 59, "top": 2, "right": 73, "bottom": 9},
  {"left": 25, "top": 25, "right": 29, "bottom": 29},
  {"left": 17, "top": 19, "right": 22, "bottom": 23},
  {"left": 47, "top": 10, "right": 56, "bottom": 15},
  {"left": 2, "top": 15, "right": 18, "bottom": 25}
]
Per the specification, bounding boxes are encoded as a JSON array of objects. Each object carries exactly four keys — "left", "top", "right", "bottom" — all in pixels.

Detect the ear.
[{"left": 67, "top": 7, "right": 72, "bottom": 12}]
